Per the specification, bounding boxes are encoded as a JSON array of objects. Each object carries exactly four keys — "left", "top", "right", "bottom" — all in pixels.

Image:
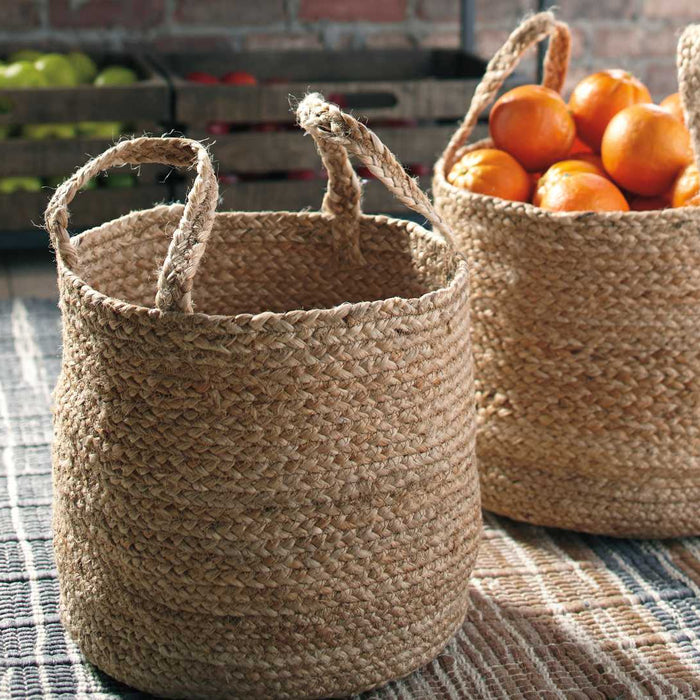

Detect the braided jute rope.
[
  {"left": 45, "top": 137, "right": 219, "bottom": 313},
  {"left": 433, "top": 11, "right": 700, "bottom": 538},
  {"left": 46, "top": 102, "right": 480, "bottom": 697}
]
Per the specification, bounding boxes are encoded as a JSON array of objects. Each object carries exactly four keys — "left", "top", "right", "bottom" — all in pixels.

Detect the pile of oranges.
[{"left": 447, "top": 69, "right": 699, "bottom": 212}]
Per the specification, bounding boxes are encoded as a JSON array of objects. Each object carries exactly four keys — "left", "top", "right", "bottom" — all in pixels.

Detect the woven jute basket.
[
  {"left": 45, "top": 94, "right": 481, "bottom": 699},
  {"left": 433, "top": 11, "right": 700, "bottom": 538}
]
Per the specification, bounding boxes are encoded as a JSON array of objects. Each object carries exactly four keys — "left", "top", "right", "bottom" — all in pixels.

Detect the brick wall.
[{"left": 2, "top": 0, "right": 697, "bottom": 98}]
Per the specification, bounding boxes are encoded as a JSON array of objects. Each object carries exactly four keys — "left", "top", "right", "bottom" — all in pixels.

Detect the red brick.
[
  {"left": 5, "top": 0, "right": 40, "bottom": 30},
  {"left": 474, "top": 0, "right": 531, "bottom": 24},
  {"left": 299, "top": 0, "right": 406, "bottom": 23},
  {"left": 594, "top": 23, "right": 679, "bottom": 59},
  {"left": 475, "top": 28, "right": 537, "bottom": 81},
  {"left": 416, "top": 0, "right": 458, "bottom": 22},
  {"left": 476, "top": 28, "right": 510, "bottom": 58},
  {"left": 50, "top": 0, "right": 165, "bottom": 29},
  {"left": 174, "top": 0, "right": 285, "bottom": 25},
  {"left": 593, "top": 25, "right": 643, "bottom": 58},
  {"left": 644, "top": 61, "right": 680, "bottom": 99},
  {"left": 420, "top": 30, "right": 459, "bottom": 49},
  {"left": 320, "top": 32, "right": 356, "bottom": 50},
  {"left": 567, "top": 26, "right": 587, "bottom": 60},
  {"left": 244, "top": 33, "right": 323, "bottom": 50},
  {"left": 557, "top": 0, "right": 639, "bottom": 19},
  {"left": 475, "top": 25, "right": 584, "bottom": 63},
  {"left": 644, "top": 0, "right": 696, "bottom": 16},
  {"left": 365, "top": 31, "right": 414, "bottom": 49},
  {"left": 641, "top": 25, "right": 683, "bottom": 56},
  {"left": 141, "top": 35, "right": 235, "bottom": 53}
]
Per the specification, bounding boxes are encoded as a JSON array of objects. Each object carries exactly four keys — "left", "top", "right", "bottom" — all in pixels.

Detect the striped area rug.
[{"left": 1, "top": 297, "right": 700, "bottom": 699}]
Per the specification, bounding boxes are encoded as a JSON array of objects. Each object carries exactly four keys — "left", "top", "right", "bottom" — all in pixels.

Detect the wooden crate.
[
  {"left": 0, "top": 54, "right": 168, "bottom": 126},
  {"left": 0, "top": 184, "right": 170, "bottom": 240},
  {"left": 0, "top": 53, "right": 170, "bottom": 244},
  {"left": 161, "top": 49, "right": 519, "bottom": 215}
]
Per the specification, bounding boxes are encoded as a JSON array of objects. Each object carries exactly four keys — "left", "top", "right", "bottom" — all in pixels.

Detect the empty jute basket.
[
  {"left": 433, "top": 10, "right": 700, "bottom": 538},
  {"left": 45, "top": 94, "right": 481, "bottom": 699}
]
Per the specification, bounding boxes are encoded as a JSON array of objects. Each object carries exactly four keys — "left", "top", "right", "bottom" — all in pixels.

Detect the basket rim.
[
  {"left": 61, "top": 204, "right": 469, "bottom": 332},
  {"left": 434, "top": 138, "right": 700, "bottom": 226}
]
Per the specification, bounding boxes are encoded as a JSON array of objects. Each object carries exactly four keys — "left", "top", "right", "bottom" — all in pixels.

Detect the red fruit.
[
  {"left": 371, "top": 118, "right": 419, "bottom": 128},
  {"left": 287, "top": 169, "right": 317, "bottom": 181},
  {"left": 357, "top": 166, "right": 375, "bottom": 180},
  {"left": 186, "top": 71, "right": 219, "bottom": 84},
  {"left": 221, "top": 71, "right": 257, "bottom": 85},
  {"left": 628, "top": 195, "right": 669, "bottom": 211},
  {"left": 206, "top": 122, "right": 230, "bottom": 135},
  {"left": 408, "top": 163, "right": 430, "bottom": 177},
  {"left": 251, "top": 123, "right": 282, "bottom": 132},
  {"left": 328, "top": 92, "right": 349, "bottom": 109}
]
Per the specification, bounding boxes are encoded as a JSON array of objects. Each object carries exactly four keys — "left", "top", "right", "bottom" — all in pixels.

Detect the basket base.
[
  {"left": 480, "top": 459, "right": 700, "bottom": 539},
  {"left": 59, "top": 587, "right": 474, "bottom": 700}
]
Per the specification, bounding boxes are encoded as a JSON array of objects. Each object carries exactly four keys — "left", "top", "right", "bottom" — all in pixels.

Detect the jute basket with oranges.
[{"left": 433, "top": 11, "right": 700, "bottom": 537}]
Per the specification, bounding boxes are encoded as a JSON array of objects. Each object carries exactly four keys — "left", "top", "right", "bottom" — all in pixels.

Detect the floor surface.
[{"left": 0, "top": 250, "right": 58, "bottom": 301}]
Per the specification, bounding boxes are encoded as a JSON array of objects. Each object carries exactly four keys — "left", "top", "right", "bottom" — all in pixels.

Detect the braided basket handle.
[
  {"left": 297, "top": 93, "right": 457, "bottom": 254},
  {"left": 678, "top": 24, "right": 700, "bottom": 171},
  {"left": 442, "top": 11, "right": 571, "bottom": 172},
  {"left": 45, "top": 137, "right": 219, "bottom": 314}
]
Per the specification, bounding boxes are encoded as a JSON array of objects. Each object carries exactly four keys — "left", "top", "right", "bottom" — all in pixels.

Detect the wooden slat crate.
[
  {"left": 0, "top": 54, "right": 167, "bottom": 126},
  {"left": 0, "top": 53, "right": 170, "bottom": 242},
  {"left": 0, "top": 184, "right": 169, "bottom": 244},
  {"left": 160, "top": 49, "right": 520, "bottom": 216}
]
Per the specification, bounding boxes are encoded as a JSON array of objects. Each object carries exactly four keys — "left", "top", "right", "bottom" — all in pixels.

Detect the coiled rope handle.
[
  {"left": 44, "top": 137, "right": 218, "bottom": 314},
  {"left": 297, "top": 93, "right": 457, "bottom": 261},
  {"left": 442, "top": 11, "right": 571, "bottom": 172},
  {"left": 678, "top": 24, "right": 700, "bottom": 172}
]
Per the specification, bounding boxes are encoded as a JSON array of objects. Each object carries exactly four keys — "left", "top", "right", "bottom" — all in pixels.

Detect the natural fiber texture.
[
  {"left": 434, "top": 12, "right": 700, "bottom": 538},
  {"left": 45, "top": 108, "right": 480, "bottom": 699},
  {"left": 2, "top": 302, "right": 700, "bottom": 699}
]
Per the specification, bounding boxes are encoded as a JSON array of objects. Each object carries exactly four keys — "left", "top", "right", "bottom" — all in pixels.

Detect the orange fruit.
[
  {"left": 601, "top": 103, "right": 692, "bottom": 196},
  {"left": 660, "top": 92, "right": 685, "bottom": 125},
  {"left": 568, "top": 69, "right": 652, "bottom": 152},
  {"left": 533, "top": 158, "right": 607, "bottom": 206},
  {"left": 489, "top": 85, "right": 575, "bottom": 172},
  {"left": 687, "top": 194, "right": 700, "bottom": 207},
  {"left": 539, "top": 172, "right": 630, "bottom": 212},
  {"left": 566, "top": 152, "right": 606, "bottom": 171},
  {"left": 447, "top": 148, "right": 531, "bottom": 202},
  {"left": 628, "top": 195, "right": 669, "bottom": 211},
  {"left": 568, "top": 135, "right": 593, "bottom": 155},
  {"left": 670, "top": 163, "right": 699, "bottom": 207}
]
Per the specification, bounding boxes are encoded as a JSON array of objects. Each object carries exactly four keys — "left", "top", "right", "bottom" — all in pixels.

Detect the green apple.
[
  {"left": 94, "top": 66, "right": 137, "bottom": 86},
  {"left": 67, "top": 51, "right": 98, "bottom": 84},
  {"left": 0, "top": 125, "right": 10, "bottom": 139},
  {"left": 0, "top": 61, "right": 49, "bottom": 87},
  {"left": 77, "top": 121, "right": 123, "bottom": 139},
  {"left": 0, "top": 176, "right": 42, "bottom": 194},
  {"left": 102, "top": 173, "right": 135, "bottom": 188},
  {"left": 22, "top": 123, "right": 76, "bottom": 139},
  {"left": 34, "top": 53, "right": 79, "bottom": 86},
  {"left": 9, "top": 50, "right": 43, "bottom": 64}
]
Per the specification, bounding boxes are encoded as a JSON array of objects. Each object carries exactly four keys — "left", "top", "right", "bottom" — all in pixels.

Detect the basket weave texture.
[
  {"left": 44, "top": 95, "right": 481, "bottom": 699},
  {"left": 433, "top": 11, "right": 700, "bottom": 538}
]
